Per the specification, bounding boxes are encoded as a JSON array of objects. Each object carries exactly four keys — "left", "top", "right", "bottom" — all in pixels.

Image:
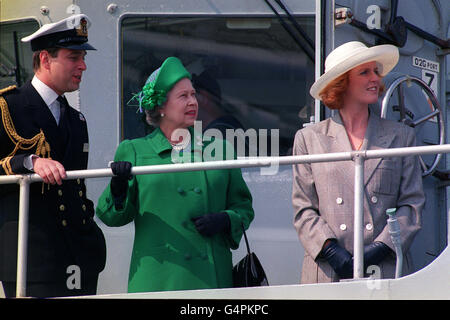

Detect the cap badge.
[{"left": 76, "top": 18, "right": 88, "bottom": 37}]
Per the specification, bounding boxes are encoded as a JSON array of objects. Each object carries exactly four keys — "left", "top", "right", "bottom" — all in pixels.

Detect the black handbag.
[{"left": 232, "top": 224, "right": 269, "bottom": 287}]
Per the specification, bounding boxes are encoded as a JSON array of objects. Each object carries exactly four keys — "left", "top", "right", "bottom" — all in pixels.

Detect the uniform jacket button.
[
  {"left": 62, "top": 219, "right": 68, "bottom": 227},
  {"left": 59, "top": 204, "right": 65, "bottom": 211},
  {"left": 57, "top": 190, "right": 63, "bottom": 196},
  {"left": 340, "top": 224, "right": 347, "bottom": 231},
  {"left": 194, "top": 187, "right": 201, "bottom": 194},
  {"left": 79, "top": 190, "right": 83, "bottom": 197},
  {"left": 177, "top": 187, "right": 184, "bottom": 194},
  {"left": 336, "top": 197, "right": 343, "bottom": 205},
  {"left": 371, "top": 196, "right": 378, "bottom": 204},
  {"left": 366, "top": 223, "right": 373, "bottom": 231},
  {"left": 184, "top": 253, "right": 191, "bottom": 260},
  {"left": 82, "top": 204, "right": 87, "bottom": 211}
]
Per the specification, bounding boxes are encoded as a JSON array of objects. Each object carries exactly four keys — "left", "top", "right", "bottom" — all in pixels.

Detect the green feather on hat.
[{"left": 132, "top": 57, "right": 191, "bottom": 112}]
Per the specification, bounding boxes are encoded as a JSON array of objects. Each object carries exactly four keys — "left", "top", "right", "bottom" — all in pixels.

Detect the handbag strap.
[{"left": 241, "top": 223, "right": 251, "bottom": 255}]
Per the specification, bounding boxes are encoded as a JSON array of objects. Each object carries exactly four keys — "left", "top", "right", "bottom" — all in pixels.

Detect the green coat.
[{"left": 96, "top": 127, "right": 254, "bottom": 293}]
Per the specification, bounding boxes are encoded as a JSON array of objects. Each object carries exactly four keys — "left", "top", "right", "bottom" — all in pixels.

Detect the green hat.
[{"left": 135, "top": 57, "right": 191, "bottom": 111}]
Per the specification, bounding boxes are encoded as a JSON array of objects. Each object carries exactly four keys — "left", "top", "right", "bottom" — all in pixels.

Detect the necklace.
[
  {"left": 171, "top": 139, "right": 190, "bottom": 151},
  {"left": 342, "top": 121, "right": 366, "bottom": 151},
  {"left": 356, "top": 139, "right": 364, "bottom": 151}
]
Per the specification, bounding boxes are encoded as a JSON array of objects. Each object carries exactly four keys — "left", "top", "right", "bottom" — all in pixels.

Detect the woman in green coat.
[{"left": 96, "top": 57, "right": 254, "bottom": 293}]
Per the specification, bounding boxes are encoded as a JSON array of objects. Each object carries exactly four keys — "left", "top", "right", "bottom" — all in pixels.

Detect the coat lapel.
[
  {"left": 59, "top": 105, "right": 76, "bottom": 162},
  {"left": 146, "top": 126, "right": 202, "bottom": 158},
  {"left": 322, "top": 113, "right": 356, "bottom": 192},
  {"left": 323, "top": 111, "right": 397, "bottom": 189},
  {"left": 363, "top": 109, "right": 396, "bottom": 186},
  {"left": 146, "top": 128, "right": 172, "bottom": 155},
  {"left": 22, "top": 82, "right": 67, "bottom": 161},
  {"left": 326, "top": 112, "right": 353, "bottom": 153}
]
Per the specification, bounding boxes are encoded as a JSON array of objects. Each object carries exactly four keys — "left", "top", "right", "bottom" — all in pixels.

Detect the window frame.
[{"left": 118, "top": 13, "right": 316, "bottom": 155}]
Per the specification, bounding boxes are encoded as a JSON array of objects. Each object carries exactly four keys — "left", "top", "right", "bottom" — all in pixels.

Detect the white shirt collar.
[{"left": 31, "top": 75, "right": 60, "bottom": 107}]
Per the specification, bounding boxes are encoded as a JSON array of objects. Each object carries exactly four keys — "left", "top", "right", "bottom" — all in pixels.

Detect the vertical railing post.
[
  {"left": 16, "top": 176, "right": 30, "bottom": 298},
  {"left": 353, "top": 153, "right": 365, "bottom": 279}
]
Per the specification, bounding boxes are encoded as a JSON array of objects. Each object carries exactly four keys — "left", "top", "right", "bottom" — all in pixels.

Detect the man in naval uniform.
[{"left": 0, "top": 14, "right": 106, "bottom": 297}]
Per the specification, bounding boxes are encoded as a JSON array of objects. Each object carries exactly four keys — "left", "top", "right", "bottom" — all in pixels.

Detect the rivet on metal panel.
[
  {"left": 107, "top": 3, "right": 118, "bottom": 14},
  {"left": 40, "top": 6, "right": 50, "bottom": 16}
]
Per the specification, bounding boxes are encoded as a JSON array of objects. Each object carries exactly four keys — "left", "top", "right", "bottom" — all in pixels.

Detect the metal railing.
[{"left": 1, "top": 143, "right": 450, "bottom": 298}]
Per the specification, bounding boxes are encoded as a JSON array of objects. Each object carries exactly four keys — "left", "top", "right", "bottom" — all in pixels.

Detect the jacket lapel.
[
  {"left": 147, "top": 128, "right": 172, "bottom": 155},
  {"left": 59, "top": 104, "right": 74, "bottom": 161},
  {"left": 22, "top": 82, "right": 67, "bottom": 161},
  {"left": 322, "top": 113, "right": 356, "bottom": 192},
  {"left": 323, "top": 111, "right": 397, "bottom": 190},
  {"left": 363, "top": 109, "right": 396, "bottom": 186},
  {"left": 326, "top": 112, "right": 353, "bottom": 153}
]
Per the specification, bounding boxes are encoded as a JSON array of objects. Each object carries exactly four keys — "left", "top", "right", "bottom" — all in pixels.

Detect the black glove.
[
  {"left": 191, "top": 212, "right": 231, "bottom": 237},
  {"left": 321, "top": 240, "right": 354, "bottom": 279},
  {"left": 364, "top": 241, "right": 392, "bottom": 269},
  {"left": 110, "top": 161, "right": 132, "bottom": 208}
]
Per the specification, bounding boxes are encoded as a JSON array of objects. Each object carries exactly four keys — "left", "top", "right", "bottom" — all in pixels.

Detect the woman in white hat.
[{"left": 292, "top": 41, "right": 425, "bottom": 283}]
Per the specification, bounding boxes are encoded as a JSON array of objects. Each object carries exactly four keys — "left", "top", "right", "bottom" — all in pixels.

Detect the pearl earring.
[{"left": 160, "top": 113, "right": 165, "bottom": 117}]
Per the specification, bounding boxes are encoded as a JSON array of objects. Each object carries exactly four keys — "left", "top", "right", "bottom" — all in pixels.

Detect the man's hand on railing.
[
  {"left": 32, "top": 157, "right": 66, "bottom": 185},
  {"left": 110, "top": 161, "right": 132, "bottom": 209},
  {"left": 320, "top": 239, "right": 354, "bottom": 279}
]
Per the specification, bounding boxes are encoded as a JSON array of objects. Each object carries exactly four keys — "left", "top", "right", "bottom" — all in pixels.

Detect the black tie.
[
  {"left": 57, "top": 95, "right": 68, "bottom": 127},
  {"left": 56, "top": 96, "right": 69, "bottom": 151}
]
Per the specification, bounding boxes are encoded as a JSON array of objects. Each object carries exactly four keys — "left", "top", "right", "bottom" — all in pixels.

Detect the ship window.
[
  {"left": 0, "top": 20, "right": 39, "bottom": 88},
  {"left": 121, "top": 16, "right": 315, "bottom": 156}
]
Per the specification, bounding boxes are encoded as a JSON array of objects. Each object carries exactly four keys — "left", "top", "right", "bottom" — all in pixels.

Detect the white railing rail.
[{"left": 1, "top": 144, "right": 450, "bottom": 298}]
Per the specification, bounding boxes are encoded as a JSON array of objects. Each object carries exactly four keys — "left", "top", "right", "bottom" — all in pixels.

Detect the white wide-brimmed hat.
[{"left": 310, "top": 41, "right": 399, "bottom": 100}]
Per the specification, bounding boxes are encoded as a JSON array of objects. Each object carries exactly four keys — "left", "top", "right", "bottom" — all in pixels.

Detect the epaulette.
[
  {"left": 0, "top": 85, "right": 17, "bottom": 96},
  {"left": 0, "top": 85, "right": 51, "bottom": 176}
]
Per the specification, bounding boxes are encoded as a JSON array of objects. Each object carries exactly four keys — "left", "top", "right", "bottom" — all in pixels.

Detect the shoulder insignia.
[
  {"left": 0, "top": 88, "right": 51, "bottom": 166},
  {"left": 0, "top": 85, "right": 17, "bottom": 96}
]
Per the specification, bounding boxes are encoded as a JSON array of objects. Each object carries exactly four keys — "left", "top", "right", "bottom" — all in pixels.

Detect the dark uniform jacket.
[{"left": 0, "top": 81, "right": 106, "bottom": 282}]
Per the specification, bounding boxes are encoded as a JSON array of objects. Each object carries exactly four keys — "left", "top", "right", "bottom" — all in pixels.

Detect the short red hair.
[{"left": 319, "top": 71, "right": 385, "bottom": 110}]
